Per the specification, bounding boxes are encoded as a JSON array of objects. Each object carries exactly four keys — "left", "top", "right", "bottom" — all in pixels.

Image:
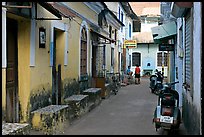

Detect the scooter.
[
  {"left": 149, "top": 70, "right": 164, "bottom": 95},
  {"left": 153, "top": 81, "right": 181, "bottom": 134}
]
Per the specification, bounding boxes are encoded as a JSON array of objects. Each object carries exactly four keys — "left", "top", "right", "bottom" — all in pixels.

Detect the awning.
[
  {"left": 90, "top": 29, "right": 116, "bottom": 44},
  {"left": 38, "top": 2, "right": 76, "bottom": 20},
  {"left": 151, "top": 21, "right": 176, "bottom": 44}
]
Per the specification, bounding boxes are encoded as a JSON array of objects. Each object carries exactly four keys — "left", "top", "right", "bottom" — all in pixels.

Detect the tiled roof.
[
  {"left": 133, "top": 32, "right": 154, "bottom": 43},
  {"left": 129, "top": 2, "right": 160, "bottom": 16}
]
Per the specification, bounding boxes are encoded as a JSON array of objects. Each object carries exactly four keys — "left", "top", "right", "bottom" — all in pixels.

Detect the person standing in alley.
[
  {"left": 127, "top": 66, "right": 132, "bottom": 75},
  {"left": 135, "top": 64, "right": 141, "bottom": 84},
  {"left": 126, "top": 66, "right": 133, "bottom": 84}
]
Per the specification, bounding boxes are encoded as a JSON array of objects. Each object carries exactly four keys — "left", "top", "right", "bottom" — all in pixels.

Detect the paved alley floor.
[{"left": 60, "top": 77, "right": 187, "bottom": 135}]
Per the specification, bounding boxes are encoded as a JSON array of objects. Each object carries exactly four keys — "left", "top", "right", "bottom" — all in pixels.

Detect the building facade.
[
  {"left": 105, "top": 2, "right": 139, "bottom": 74},
  {"left": 171, "top": 2, "right": 202, "bottom": 135},
  {"left": 129, "top": 2, "right": 164, "bottom": 76},
  {"left": 2, "top": 2, "right": 123, "bottom": 124}
]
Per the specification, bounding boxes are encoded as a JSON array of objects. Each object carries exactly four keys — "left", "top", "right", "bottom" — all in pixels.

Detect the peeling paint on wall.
[
  {"left": 30, "top": 86, "right": 52, "bottom": 112},
  {"left": 63, "top": 78, "right": 80, "bottom": 99},
  {"left": 182, "top": 95, "right": 201, "bottom": 135}
]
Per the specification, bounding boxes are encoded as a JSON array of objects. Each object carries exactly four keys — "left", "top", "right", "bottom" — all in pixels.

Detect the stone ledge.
[
  {"left": 83, "top": 88, "right": 102, "bottom": 111},
  {"left": 2, "top": 123, "right": 30, "bottom": 135},
  {"left": 31, "top": 105, "right": 69, "bottom": 114},
  {"left": 30, "top": 105, "right": 69, "bottom": 135},
  {"left": 65, "top": 95, "right": 88, "bottom": 102},
  {"left": 101, "top": 83, "right": 111, "bottom": 99},
  {"left": 64, "top": 95, "right": 89, "bottom": 120}
]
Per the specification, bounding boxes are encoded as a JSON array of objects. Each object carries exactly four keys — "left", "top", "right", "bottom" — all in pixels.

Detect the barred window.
[
  {"left": 109, "top": 25, "right": 112, "bottom": 38},
  {"left": 103, "top": 45, "right": 106, "bottom": 66},
  {"left": 132, "top": 52, "right": 141, "bottom": 66},
  {"left": 80, "top": 27, "right": 87, "bottom": 75},
  {"left": 121, "top": 11, "right": 123, "bottom": 32},
  {"left": 115, "top": 29, "right": 117, "bottom": 44},
  {"left": 129, "top": 23, "right": 131, "bottom": 38},
  {"left": 157, "top": 52, "right": 168, "bottom": 66},
  {"left": 111, "top": 48, "right": 114, "bottom": 66}
]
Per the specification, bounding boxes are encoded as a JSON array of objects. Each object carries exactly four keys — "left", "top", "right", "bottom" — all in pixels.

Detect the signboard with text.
[
  {"left": 159, "top": 44, "right": 174, "bottom": 51},
  {"left": 124, "top": 40, "right": 137, "bottom": 48}
]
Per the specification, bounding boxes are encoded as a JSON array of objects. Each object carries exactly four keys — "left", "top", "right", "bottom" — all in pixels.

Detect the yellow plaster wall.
[
  {"left": 65, "top": 2, "right": 98, "bottom": 24},
  {"left": 31, "top": 113, "right": 41, "bottom": 128},
  {"left": 18, "top": 20, "right": 31, "bottom": 122},
  {"left": 29, "top": 15, "right": 52, "bottom": 91},
  {"left": 33, "top": 2, "right": 99, "bottom": 81},
  {"left": 62, "top": 2, "right": 99, "bottom": 79},
  {"left": 65, "top": 18, "right": 82, "bottom": 79},
  {"left": 3, "top": 2, "right": 100, "bottom": 123},
  {"left": 29, "top": 7, "right": 53, "bottom": 103},
  {"left": 2, "top": 69, "right": 6, "bottom": 117},
  {"left": 56, "top": 30, "right": 65, "bottom": 75}
]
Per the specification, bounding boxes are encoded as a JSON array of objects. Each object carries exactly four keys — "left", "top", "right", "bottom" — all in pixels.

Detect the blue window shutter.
[
  {"left": 118, "top": 7, "right": 120, "bottom": 20},
  {"left": 129, "top": 23, "right": 131, "bottom": 38}
]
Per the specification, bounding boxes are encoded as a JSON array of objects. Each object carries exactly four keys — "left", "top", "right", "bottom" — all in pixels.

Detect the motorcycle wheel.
[
  {"left": 150, "top": 88, "right": 154, "bottom": 93},
  {"left": 163, "top": 129, "right": 169, "bottom": 135},
  {"left": 154, "top": 89, "right": 161, "bottom": 95}
]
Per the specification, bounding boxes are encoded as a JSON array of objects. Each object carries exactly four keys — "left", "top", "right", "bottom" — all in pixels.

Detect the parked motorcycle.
[
  {"left": 111, "top": 73, "right": 118, "bottom": 95},
  {"left": 153, "top": 81, "right": 181, "bottom": 134},
  {"left": 149, "top": 70, "right": 164, "bottom": 94}
]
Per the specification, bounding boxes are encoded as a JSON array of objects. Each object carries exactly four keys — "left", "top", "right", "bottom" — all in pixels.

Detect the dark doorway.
[
  {"left": 92, "top": 45, "right": 97, "bottom": 77},
  {"left": 52, "top": 28, "right": 57, "bottom": 105},
  {"left": 132, "top": 52, "right": 141, "bottom": 66},
  {"left": 52, "top": 28, "right": 64, "bottom": 105}
]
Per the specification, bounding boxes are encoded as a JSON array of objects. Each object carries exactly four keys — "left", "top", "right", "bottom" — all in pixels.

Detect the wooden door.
[{"left": 6, "top": 18, "right": 18, "bottom": 122}]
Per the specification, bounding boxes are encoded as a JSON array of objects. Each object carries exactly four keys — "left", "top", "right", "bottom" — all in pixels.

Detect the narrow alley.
[{"left": 2, "top": 2, "right": 202, "bottom": 135}]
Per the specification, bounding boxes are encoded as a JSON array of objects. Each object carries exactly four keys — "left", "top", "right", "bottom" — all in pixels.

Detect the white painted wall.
[
  {"left": 192, "top": 2, "right": 201, "bottom": 112},
  {"left": 2, "top": 3, "right": 6, "bottom": 68},
  {"left": 30, "top": 3, "right": 36, "bottom": 67},
  {"left": 129, "top": 43, "right": 167, "bottom": 76},
  {"left": 174, "top": 18, "right": 184, "bottom": 107},
  {"left": 174, "top": 2, "right": 201, "bottom": 128},
  {"left": 104, "top": 2, "right": 118, "bottom": 15},
  {"left": 141, "top": 21, "right": 158, "bottom": 32},
  {"left": 105, "top": 2, "right": 135, "bottom": 74},
  {"left": 125, "top": 17, "right": 133, "bottom": 40},
  {"left": 131, "top": 16, "right": 163, "bottom": 76}
]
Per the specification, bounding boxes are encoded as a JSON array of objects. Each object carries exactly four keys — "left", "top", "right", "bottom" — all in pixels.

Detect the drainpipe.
[
  {"left": 162, "top": 51, "right": 164, "bottom": 77},
  {"left": 167, "top": 51, "right": 170, "bottom": 82}
]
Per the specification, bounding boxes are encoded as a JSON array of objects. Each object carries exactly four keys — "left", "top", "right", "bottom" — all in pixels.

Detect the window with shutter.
[
  {"left": 111, "top": 48, "right": 114, "bottom": 66},
  {"left": 157, "top": 52, "right": 168, "bottom": 66},
  {"left": 184, "top": 10, "right": 192, "bottom": 89},
  {"left": 80, "top": 27, "right": 87, "bottom": 75},
  {"left": 132, "top": 52, "right": 141, "bottom": 66}
]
